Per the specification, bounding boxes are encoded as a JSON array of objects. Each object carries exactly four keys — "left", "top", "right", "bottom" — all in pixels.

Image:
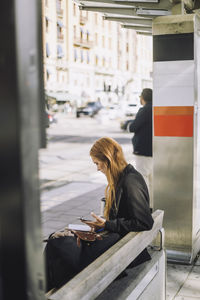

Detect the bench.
[{"left": 46, "top": 209, "right": 165, "bottom": 300}]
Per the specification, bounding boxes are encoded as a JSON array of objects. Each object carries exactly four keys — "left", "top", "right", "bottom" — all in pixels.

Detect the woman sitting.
[{"left": 45, "top": 137, "right": 154, "bottom": 291}]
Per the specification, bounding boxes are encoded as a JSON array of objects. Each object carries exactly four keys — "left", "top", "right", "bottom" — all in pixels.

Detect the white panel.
[
  {"left": 154, "top": 60, "right": 194, "bottom": 75},
  {"left": 127, "top": 262, "right": 158, "bottom": 300},
  {"left": 153, "top": 60, "right": 194, "bottom": 107},
  {"left": 154, "top": 61, "right": 194, "bottom": 88},
  {"left": 138, "top": 252, "right": 166, "bottom": 300},
  {"left": 154, "top": 86, "right": 194, "bottom": 107}
]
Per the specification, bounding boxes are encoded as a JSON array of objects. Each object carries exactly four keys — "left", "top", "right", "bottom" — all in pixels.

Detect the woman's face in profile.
[{"left": 91, "top": 157, "right": 107, "bottom": 174}]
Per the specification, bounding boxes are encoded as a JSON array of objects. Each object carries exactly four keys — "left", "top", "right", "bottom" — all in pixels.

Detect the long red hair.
[{"left": 90, "top": 137, "right": 127, "bottom": 220}]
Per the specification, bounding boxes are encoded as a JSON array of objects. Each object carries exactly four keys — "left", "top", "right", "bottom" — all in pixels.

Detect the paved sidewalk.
[{"left": 41, "top": 182, "right": 105, "bottom": 238}]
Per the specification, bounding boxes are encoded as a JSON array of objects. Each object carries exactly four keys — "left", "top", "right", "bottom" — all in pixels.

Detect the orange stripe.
[
  {"left": 154, "top": 106, "right": 194, "bottom": 116},
  {"left": 154, "top": 115, "right": 193, "bottom": 137}
]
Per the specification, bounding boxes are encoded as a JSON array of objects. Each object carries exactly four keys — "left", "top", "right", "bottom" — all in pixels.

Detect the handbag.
[
  {"left": 71, "top": 230, "right": 103, "bottom": 247},
  {"left": 46, "top": 229, "right": 103, "bottom": 247}
]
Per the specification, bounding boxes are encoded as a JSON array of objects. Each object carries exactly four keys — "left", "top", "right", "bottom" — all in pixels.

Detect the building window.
[
  {"left": 86, "top": 30, "right": 89, "bottom": 42},
  {"left": 45, "top": 0, "right": 48, "bottom": 7},
  {"left": 74, "top": 48, "right": 78, "bottom": 62},
  {"left": 95, "top": 55, "right": 98, "bottom": 66},
  {"left": 126, "top": 30, "right": 129, "bottom": 40},
  {"left": 102, "top": 57, "right": 105, "bottom": 67},
  {"left": 57, "top": 20, "right": 63, "bottom": 40},
  {"left": 126, "top": 61, "right": 129, "bottom": 71},
  {"left": 45, "top": 17, "right": 49, "bottom": 33},
  {"left": 109, "top": 37, "right": 111, "bottom": 50},
  {"left": 46, "top": 43, "right": 50, "bottom": 57},
  {"left": 46, "top": 69, "right": 50, "bottom": 81},
  {"left": 126, "top": 43, "right": 129, "bottom": 53},
  {"left": 102, "top": 35, "right": 105, "bottom": 48},
  {"left": 81, "top": 50, "right": 84, "bottom": 63},
  {"left": 56, "top": 0, "right": 62, "bottom": 11},
  {"left": 73, "top": 3, "right": 76, "bottom": 16},
  {"left": 95, "top": 33, "right": 98, "bottom": 45},
  {"left": 80, "top": 28, "right": 83, "bottom": 40},
  {"left": 95, "top": 13, "right": 98, "bottom": 25},
  {"left": 87, "top": 51, "right": 90, "bottom": 64},
  {"left": 56, "top": 0, "right": 63, "bottom": 15},
  {"left": 73, "top": 25, "right": 76, "bottom": 38},
  {"left": 57, "top": 45, "right": 64, "bottom": 58}
]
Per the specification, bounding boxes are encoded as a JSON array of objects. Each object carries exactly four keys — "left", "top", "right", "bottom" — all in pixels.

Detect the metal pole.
[{"left": 0, "top": 1, "right": 46, "bottom": 299}]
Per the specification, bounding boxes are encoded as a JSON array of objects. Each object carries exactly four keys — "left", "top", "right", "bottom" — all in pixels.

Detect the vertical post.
[
  {"left": 153, "top": 14, "right": 200, "bottom": 263},
  {"left": 0, "top": 1, "right": 45, "bottom": 299}
]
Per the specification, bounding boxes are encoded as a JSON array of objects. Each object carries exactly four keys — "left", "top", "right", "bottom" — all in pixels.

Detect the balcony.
[
  {"left": 56, "top": 59, "right": 68, "bottom": 70},
  {"left": 80, "top": 15, "right": 87, "bottom": 25},
  {"left": 73, "top": 38, "right": 93, "bottom": 49}
]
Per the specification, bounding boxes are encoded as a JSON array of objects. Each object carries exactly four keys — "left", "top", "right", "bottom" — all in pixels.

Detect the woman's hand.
[{"left": 82, "top": 212, "right": 105, "bottom": 231}]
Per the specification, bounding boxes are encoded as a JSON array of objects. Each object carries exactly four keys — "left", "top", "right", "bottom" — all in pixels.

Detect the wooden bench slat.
[{"left": 47, "top": 209, "right": 164, "bottom": 300}]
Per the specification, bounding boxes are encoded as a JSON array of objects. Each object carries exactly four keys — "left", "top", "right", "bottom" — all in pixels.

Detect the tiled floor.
[{"left": 166, "top": 262, "right": 200, "bottom": 299}]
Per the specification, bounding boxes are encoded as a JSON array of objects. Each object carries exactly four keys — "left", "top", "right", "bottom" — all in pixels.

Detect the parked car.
[
  {"left": 125, "top": 103, "right": 140, "bottom": 117},
  {"left": 120, "top": 119, "right": 133, "bottom": 131},
  {"left": 76, "top": 101, "right": 102, "bottom": 118}
]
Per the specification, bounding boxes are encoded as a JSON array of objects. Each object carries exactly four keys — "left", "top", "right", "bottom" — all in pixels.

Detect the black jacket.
[
  {"left": 129, "top": 102, "right": 152, "bottom": 156},
  {"left": 45, "top": 164, "right": 154, "bottom": 290},
  {"left": 105, "top": 164, "right": 154, "bottom": 236}
]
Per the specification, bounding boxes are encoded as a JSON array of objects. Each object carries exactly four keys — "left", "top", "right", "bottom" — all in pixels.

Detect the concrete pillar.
[
  {"left": 0, "top": 1, "right": 46, "bottom": 299},
  {"left": 152, "top": 14, "right": 200, "bottom": 263}
]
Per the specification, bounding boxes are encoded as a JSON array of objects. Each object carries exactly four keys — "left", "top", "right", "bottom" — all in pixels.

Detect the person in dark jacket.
[
  {"left": 44, "top": 137, "right": 154, "bottom": 291},
  {"left": 128, "top": 88, "right": 153, "bottom": 209}
]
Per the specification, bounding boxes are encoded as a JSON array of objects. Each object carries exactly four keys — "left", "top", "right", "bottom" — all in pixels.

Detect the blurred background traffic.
[{"left": 45, "top": 96, "right": 141, "bottom": 131}]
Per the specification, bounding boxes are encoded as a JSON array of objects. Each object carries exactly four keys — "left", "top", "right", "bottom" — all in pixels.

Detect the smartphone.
[{"left": 79, "top": 217, "right": 92, "bottom": 222}]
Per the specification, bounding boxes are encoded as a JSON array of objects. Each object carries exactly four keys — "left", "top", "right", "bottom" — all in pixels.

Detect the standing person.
[
  {"left": 44, "top": 137, "right": 153, "bottom": 291},
  {"left": 128, "top": 88, "right": 153, "bottom": 209}
]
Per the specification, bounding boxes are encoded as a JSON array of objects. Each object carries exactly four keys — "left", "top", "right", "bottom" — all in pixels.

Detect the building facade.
[{"left": 42, "top": 0, "right": 152, "bottom": 108}]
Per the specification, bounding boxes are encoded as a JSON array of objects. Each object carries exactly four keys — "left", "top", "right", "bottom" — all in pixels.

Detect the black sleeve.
[
  {"left": 128, "top": 107, "right": 147, "bottom": 133},
  {"left": 105, "top": 174, "right": 154, "bottom": 235}
]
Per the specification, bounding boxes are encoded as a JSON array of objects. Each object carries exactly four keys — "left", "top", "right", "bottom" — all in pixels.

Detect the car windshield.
[{"left": 87, "top": 102, "right": 95, "bottom": 106}]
